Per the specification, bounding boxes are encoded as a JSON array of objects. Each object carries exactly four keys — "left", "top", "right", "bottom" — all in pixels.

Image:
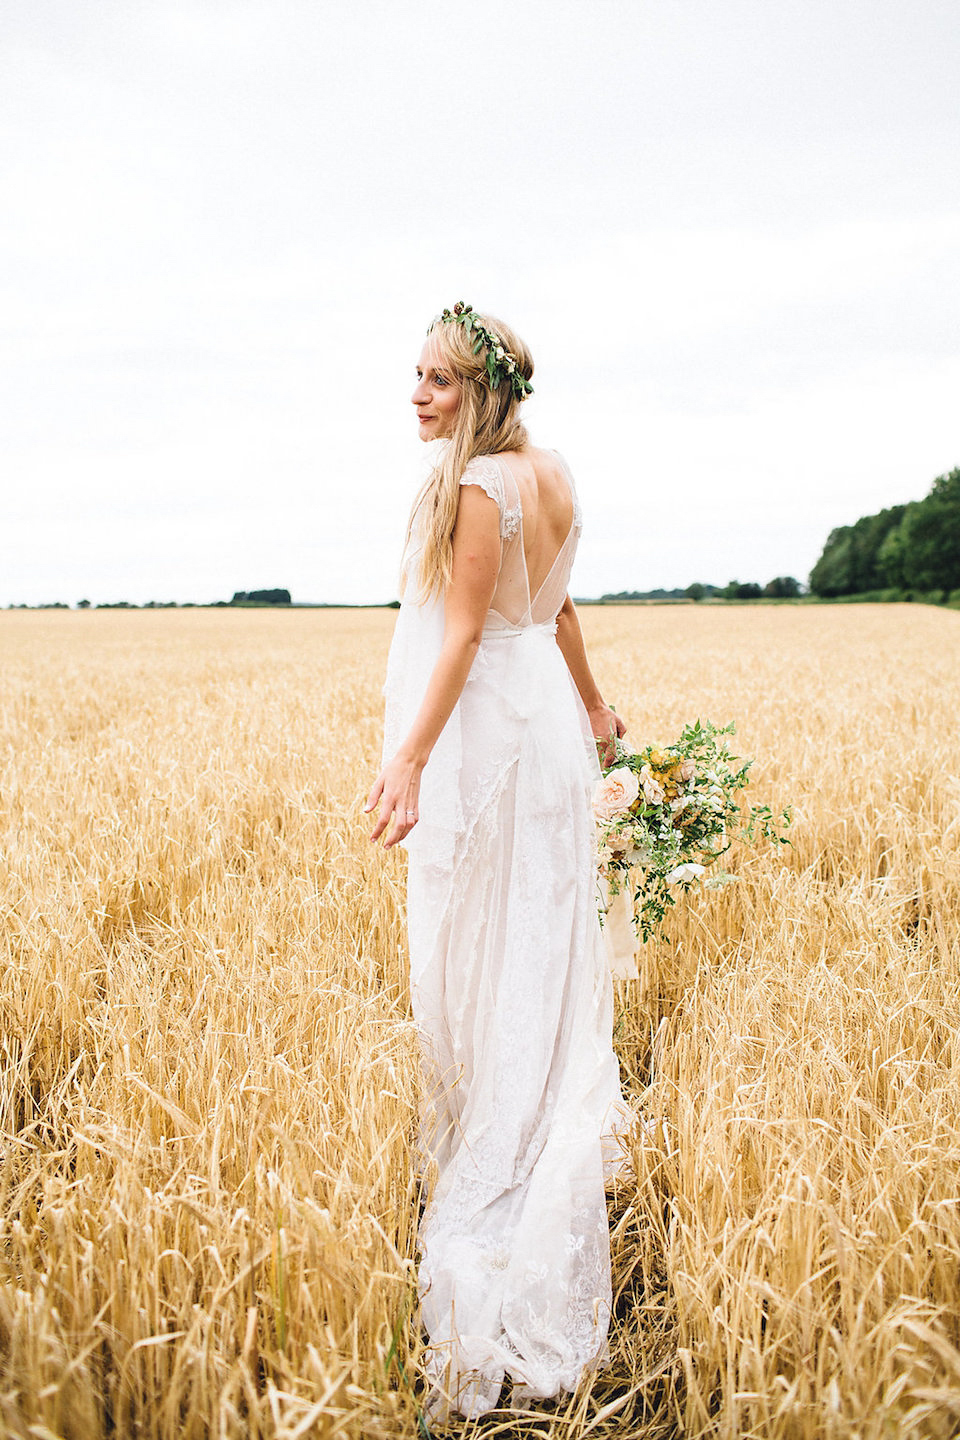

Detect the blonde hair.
[{"left": 406, "top": 311, "right": 534, "bottom": 600}]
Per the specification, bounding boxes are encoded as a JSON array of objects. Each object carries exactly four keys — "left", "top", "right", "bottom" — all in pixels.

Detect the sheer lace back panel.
[{"left": 459, "top": 453, "right": 582, "bottom": 631}]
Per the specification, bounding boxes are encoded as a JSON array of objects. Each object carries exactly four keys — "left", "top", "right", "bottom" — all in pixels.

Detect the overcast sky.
[{"left": 2, "top": 0, "right": 958, "bottom": 606}]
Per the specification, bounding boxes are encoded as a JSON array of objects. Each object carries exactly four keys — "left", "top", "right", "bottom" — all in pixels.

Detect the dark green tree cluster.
[
  {"left": 230, "top": 588, "right": 292, "bottom": 606},
  {"left": 763, "top": 576, "right": 801, "bottom": 598},
  {"left": 809, "top": 468, "right": 960, "bottom": 599},
  {"left": 719, "top": 577, "right": 800, "bottom": 600}
]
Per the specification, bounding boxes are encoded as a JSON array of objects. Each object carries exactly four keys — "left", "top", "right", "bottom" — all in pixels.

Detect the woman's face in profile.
[{"left": 411, "top": 339, "right": 461, "bottom": 441}]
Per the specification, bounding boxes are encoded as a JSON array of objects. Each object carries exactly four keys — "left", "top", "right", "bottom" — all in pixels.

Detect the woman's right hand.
[
  {"left": 588, "top": 703, "right": 626, "bottom": 769},
  {"left": 365, "top": 752, "right": 424, "bottom": 849}
]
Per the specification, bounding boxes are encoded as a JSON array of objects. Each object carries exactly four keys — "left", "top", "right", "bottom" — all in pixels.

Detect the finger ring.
[{"left": 406, "top": 810, "right": 416, "bottom": 818}]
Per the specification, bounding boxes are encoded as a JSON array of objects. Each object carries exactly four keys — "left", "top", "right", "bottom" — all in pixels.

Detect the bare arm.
[
  {"left": 555, "top": 593, "right": 625, "bottom": 765},
  {"left": 366, "top": 485, "right": 500, "bottom": 848}
]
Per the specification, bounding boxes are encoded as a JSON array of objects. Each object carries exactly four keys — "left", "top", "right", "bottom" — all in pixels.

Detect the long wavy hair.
[{"left": 405, "top": 311, "right": 534, "bottom": 600}]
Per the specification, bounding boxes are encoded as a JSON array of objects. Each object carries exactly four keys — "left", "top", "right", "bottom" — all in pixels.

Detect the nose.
[{"left": 411, "top": 378, "right": 429, "bottom": 406}]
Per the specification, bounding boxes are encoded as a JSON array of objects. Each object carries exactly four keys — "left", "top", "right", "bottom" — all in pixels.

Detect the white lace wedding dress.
[{"left": 382, "top": 453, "right": 624, "bottom": 1419}]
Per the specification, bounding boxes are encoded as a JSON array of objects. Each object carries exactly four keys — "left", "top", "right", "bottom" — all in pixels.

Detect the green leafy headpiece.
[{"left": 430, "top": 301, "right": 534, "bottom": 401}]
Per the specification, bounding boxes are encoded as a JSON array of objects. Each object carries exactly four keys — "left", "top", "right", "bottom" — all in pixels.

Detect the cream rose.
[
  {"left": 665, "top": 862, "right": 706, "bottom": 886},
  {"left": 639, "top": 765, "right": 666, "bottom": 806},
  {"left": 593, "top": 767, "right": 640, "bottom": 821}
]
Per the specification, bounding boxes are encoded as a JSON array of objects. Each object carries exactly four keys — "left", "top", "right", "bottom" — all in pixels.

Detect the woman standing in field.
[{"left": 366, "top": 303, "right": 627, "bottom": 1421}]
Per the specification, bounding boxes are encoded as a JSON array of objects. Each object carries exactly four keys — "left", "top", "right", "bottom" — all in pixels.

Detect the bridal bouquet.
[{"left": 594, "top": 719, "right": 790, "bottom": 945}]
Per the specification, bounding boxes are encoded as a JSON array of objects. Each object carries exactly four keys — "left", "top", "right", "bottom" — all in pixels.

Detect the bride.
[{"left": 366, "top": 302, "right": 627, "bottom": 1420}]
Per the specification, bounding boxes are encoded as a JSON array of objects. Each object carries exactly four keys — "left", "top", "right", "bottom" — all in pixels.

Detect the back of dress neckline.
[{"left": 485, "top": 452, "right": 580, "bottom": 611}]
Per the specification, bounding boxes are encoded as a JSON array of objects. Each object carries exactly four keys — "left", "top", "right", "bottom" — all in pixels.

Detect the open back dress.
[{"left": 382, "top": 452, "right": 623, "bottom": 1418}]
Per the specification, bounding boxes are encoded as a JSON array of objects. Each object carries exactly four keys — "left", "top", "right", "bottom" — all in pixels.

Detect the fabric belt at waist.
[{"left": 480, "top": 619, "right": 559, "bottom": 641}]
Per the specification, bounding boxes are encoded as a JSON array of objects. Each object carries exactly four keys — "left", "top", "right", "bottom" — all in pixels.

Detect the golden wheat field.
[{"left": 1, "top": 603, "right": 959, "bottom": 1440}]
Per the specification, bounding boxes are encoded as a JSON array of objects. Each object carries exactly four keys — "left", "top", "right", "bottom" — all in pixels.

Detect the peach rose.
[
  {"left": 593, "top": 767, "right": 640, "bottom": 821},
  {"left": 679, "top": 758, "right": 696, "bottom": 782}
]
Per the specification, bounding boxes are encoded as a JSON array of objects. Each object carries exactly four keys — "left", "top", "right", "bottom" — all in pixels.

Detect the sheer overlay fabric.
[{"left": 382, "top": 454, "right": 624, "bottom": 1419}]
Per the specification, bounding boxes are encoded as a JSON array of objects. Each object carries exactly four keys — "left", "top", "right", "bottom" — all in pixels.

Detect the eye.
[{"left": 434, "top": 373, "right": 450, "bottom": 387}]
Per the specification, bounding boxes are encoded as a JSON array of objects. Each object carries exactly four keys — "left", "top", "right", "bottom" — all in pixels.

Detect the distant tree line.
[
  {"left": 809, "top": 467, "right": 960, "bottom": 601},
  {"left": 3, "top": 589, "right": 296, "bottom": 610},
  {"left": 6, "top": 592, "right": 409, "bottom": 610},
  {"left": 598, "top": 586, "right": 710, "bottom": 603},
  {"left": 597, "top": 577, "right": 801, "bottom": 603}
]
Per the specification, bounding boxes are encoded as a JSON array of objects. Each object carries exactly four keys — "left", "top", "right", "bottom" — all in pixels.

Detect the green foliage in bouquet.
[{"left": 594, "top": 719, "right": 791, "bottom": 944}]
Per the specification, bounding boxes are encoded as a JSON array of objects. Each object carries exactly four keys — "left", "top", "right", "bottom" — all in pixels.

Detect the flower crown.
[{"left": 430, "top": 301, "right": 534, "bottom": 401}]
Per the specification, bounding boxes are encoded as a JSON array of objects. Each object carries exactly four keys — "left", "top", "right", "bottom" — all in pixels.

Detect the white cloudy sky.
[{"left": 2, "top": 0, "right": 958, "bottom": 605}]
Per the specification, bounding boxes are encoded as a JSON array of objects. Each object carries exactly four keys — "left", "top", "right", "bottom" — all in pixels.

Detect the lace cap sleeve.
[
  {"left": 460, "top": 456, "right": 505, "bottom": 508},
  {"left": 460, "top": 456, "right": 522, "bottom": 540}
]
